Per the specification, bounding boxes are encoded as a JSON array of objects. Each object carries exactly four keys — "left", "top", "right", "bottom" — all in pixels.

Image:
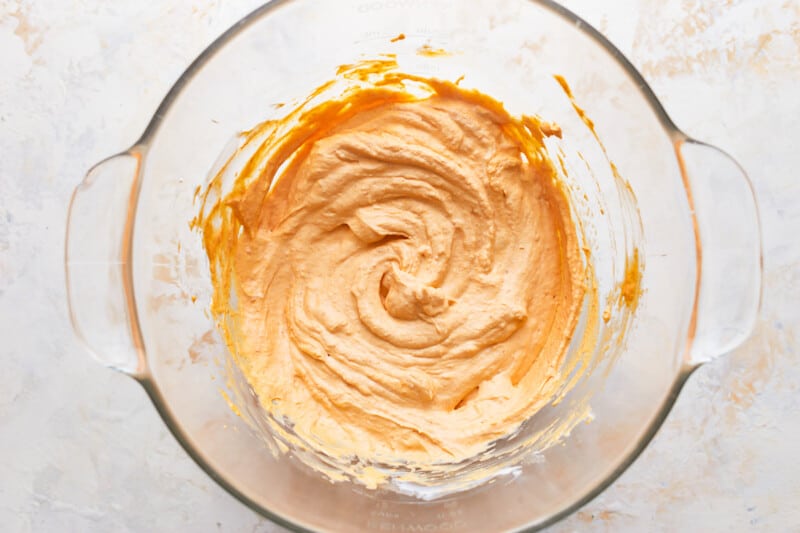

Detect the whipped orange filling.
[{"left": 197, "top": 59, "right": 595, "bottom": 478}]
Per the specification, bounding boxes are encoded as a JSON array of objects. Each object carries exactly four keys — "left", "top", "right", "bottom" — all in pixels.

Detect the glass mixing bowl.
[{"left": 66, "top": 0, "right": 762, "bottom": 530}]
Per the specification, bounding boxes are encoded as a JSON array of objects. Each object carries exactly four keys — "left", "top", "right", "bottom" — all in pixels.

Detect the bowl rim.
[{"left": 125, "top": 1, "right": 701, "bottom": 531}]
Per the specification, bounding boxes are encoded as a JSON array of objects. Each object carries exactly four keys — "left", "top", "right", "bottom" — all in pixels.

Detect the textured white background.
[{"left": 1, "top": 0, "right": 798, "bottom": 531}]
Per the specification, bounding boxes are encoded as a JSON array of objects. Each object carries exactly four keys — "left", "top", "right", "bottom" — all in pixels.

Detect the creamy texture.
[{"left": 198, "top": 59, "right": 594, "bottom": 478}]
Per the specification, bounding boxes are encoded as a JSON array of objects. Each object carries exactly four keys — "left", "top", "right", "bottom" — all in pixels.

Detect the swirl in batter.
[{"left": 197, "top": 59, "right": 593, "bottom": 479}]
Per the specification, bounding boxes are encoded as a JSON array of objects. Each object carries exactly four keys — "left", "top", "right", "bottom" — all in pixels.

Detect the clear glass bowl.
[{"left": 65, "top": 0, "right": 762, "bottom": 530}]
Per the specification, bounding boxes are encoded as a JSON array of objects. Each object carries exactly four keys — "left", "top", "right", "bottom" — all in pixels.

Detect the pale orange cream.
[{"left": 197, "top": 59, "right": 593, "bottom": 477}]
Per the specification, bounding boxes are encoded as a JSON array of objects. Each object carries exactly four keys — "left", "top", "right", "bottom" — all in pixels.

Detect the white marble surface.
[{"left": 1, "top": 0, "right": 798, "bottom": 531}]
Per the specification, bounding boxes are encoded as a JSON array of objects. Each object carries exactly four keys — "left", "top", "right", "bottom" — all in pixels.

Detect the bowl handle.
[
  {"left": 65, "top": 151, "right": 146, "bottom": 377},
  {"left": 676, "top": 139, "right": 763, "bottom": 366}
]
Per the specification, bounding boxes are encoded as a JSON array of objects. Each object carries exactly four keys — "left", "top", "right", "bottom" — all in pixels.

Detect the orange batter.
[{"left": 197, "top": 58, "right": 593, "bottom": 478}]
